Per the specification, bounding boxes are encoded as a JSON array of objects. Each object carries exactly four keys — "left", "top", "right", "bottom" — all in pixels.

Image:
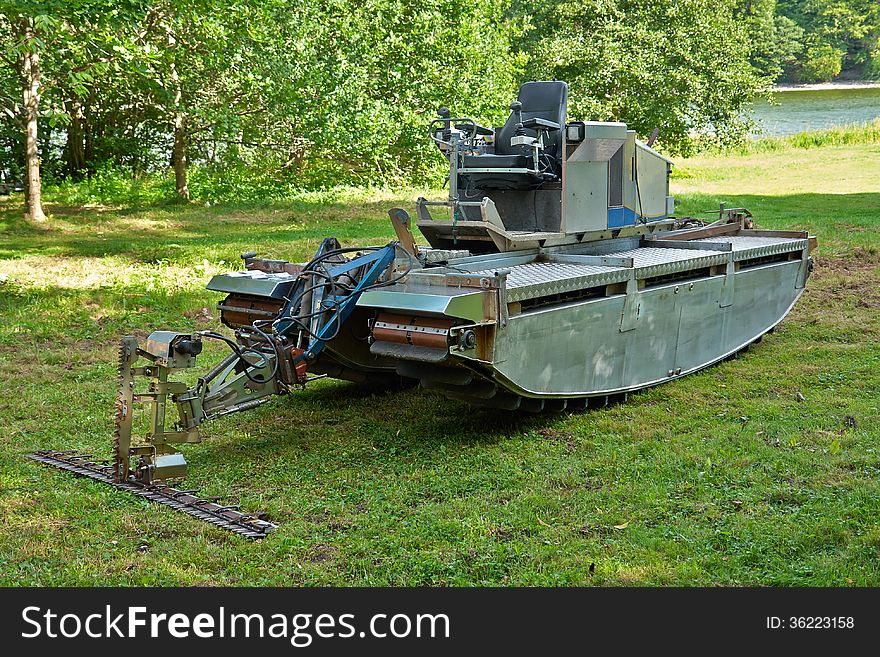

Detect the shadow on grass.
[
  {"left": 3, "top": 191, "right": 878, "bottom": 263},
  {"left": 0, "top": 193, "right": 423, "bottom": 261},
  {"left": 221, "top": 377, "right": 568, "bottom": 449}
]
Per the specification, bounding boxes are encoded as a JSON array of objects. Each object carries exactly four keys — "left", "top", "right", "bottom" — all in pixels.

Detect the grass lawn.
[{"left": 1, "top": 141, "right": 878, "bottom": 586}]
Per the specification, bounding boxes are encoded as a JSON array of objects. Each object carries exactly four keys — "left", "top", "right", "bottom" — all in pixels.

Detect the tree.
[
  {"left": 799, "top": 35, "right": 844, "bottom": 81},
  {"left": 122, "top": 0, "right": 325, "bottom": 200},
  {"left": 734, "top": 0, "right": 803, "bottom": 80},
  {"left": 248, "top": 0, "right": 526, "bottom": 186},
  {"left": 0, "top": 2, "right": 145, "bottom": 221},
  {"left": 772, "top": 15, "right": 806, "bottom": 76},
  {"left": 138, "top": 0, "right": 526, "bottom": 192},
  {"left": 513, "top": 0, "right": 764, "bottom": 152},
  {"left": 10, "top": 0, "right": 840, "bottom": 200},
  {"left": 1, "top": 13, "right": 50, "bottom": 221},
  {"left": 777, "top": 0, "right": 880, "bottom": 81}
]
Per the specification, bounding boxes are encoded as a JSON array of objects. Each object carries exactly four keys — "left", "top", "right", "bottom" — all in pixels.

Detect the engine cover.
[{"left": 207, "top": 270, "right": 297, "bottom": 329}]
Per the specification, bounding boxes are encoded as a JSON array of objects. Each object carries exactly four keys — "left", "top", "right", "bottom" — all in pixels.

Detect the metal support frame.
[
  {"left": 292, "top": 246, "right": 397, "bottom": 366},
  {"left": 494, "top": 270, "right": 510, "bottom": 329},
  {"left": 620, "top": 273, "right": 641, "bottom": 332},
  {"left": 720, "top": 256, "right": 736, "bottom": 308},
  {"left": 111, "top": 243, "right": 398, "bottom": 485}
]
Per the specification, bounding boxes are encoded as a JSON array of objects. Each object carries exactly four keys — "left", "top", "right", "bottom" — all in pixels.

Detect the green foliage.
[
  {"left": 865, "top": 38, "right": 880, "bottom": 79},
  {"left": 2, "top": 0, "right": 525, "bottom": 190},
  {"left": 252, "top": 0, "right": 526, "bottom": 186},
  {"left": 777, "top": 0, "right": 880, "bottom": 81},
  {"left": 47, "top": 164, "right": 173, "bottom": 205},
  {"left": 733, "top": 0, "right": 880, "bottom": 82},
  {"left": 514, "top": 0, "right": 763, "bottom": 152},
  {"left": 797, "top": 36, "right": 844, "bottom": 81},
  {"left": 735, "top": 0, "right": 803, "bottom": 80},
  {"left": 3, "top": 0, "right": 879, "bottom": 196},
  {"left": 773, "top": 15, "right": 807, "bottom": 67}
]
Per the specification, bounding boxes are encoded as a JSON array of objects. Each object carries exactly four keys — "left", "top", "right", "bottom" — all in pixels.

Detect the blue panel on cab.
[{"left": 607, "top": 207, "right": 625, "bottom": 228}]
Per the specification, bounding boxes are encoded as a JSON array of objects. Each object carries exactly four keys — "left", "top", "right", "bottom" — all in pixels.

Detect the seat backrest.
[{"left": 495, "top": 81, "right": 568, "bottom": 159}]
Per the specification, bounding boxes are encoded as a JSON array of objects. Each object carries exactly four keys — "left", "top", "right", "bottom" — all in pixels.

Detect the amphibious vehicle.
[{"left": 30, "top": 81, "right": 815, "bottom": 537}]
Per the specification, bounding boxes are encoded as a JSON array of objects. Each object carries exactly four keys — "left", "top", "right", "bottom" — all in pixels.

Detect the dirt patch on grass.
[
  {"left": 813, "top": 248, "right": 879, "bottom": 277},
  {"left": 808, "top": 249, "right": 880, "bottom": 308},
  {"left": 537, "top": 428, "right": 577, "bottom": 451},
  {"left": 306, "top": 544, "right": 338, "bottom": 563},
  {"left": 182, "top": 307, "right": 215, "bottom": 325}
]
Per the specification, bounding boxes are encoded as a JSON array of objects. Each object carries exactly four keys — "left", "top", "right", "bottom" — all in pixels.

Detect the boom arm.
[{"left": 115, "top": 242, "right": 400, "bottom": 484}]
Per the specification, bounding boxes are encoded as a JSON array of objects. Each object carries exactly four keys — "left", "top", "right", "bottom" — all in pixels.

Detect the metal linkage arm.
[
  {"left": 114, "top": 242, "right": 400, "bottom": 484},
  {"left": 288, "top": 244, "right": 399, "bottom": 370}
]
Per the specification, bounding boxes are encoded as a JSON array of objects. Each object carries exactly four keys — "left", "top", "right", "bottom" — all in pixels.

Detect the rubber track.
[{"left": 27, "top": 450, "right": 276, "bottom": 539}]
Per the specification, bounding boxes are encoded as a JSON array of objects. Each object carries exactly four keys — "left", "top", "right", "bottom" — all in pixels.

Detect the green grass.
[{"left": 1, "top": 140, "right": 879, "bottom": 586}]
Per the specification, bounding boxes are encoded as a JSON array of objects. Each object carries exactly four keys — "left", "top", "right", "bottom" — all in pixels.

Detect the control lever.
[
  {"left": 510, "top": 101, "right": 525, "bottom": 137},
  {"left": 438, "top": 107, "right": 452, "bottom": 142}
]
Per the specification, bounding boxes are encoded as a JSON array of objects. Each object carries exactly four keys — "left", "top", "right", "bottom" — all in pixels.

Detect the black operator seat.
[{"left": 461, "top": 80, "right": 568, "bottom": 191}]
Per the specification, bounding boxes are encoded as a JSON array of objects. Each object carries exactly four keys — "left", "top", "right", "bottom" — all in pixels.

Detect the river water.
[{"left": 750, "top": 86, "right": 880, "bottom": 136}]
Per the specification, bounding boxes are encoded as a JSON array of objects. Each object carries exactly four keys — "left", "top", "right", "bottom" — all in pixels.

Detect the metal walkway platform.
[
  {"left": 465, "top": 233, "right": 808, "bottom": 303},
  {"left": 359, "top": 229, "right": 810, "bottom": 313},
  {"left": 474, "top": 261, "right": 630, "bottom": 303},
  {"left": 694, "top": 234, "right": 811, "bottom": 261}
]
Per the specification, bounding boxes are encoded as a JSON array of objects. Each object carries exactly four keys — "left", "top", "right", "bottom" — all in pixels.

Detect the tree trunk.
[
  {"left": 84, "top": 94, "right": 95, "bottom": 179},
  {"left": 66, "top": 99, "right": 86, "bottom": 180},
  {"left": 21, "top": 23, "right": 47, "bottom": 223},
  {"left": 172, "top": 112, "right": 189, "bottom": 200},
  {"left": 167, "top": 40, "right": 189, "bottom": 201}
]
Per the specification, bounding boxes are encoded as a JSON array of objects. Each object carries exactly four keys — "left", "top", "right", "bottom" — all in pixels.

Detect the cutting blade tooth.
[{"left": 113, "top": 337, "right": 137, "bottom": 482}]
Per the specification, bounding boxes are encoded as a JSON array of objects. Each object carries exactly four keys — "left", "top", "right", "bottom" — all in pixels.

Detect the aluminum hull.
[
  {"left": 353, "top": 229, "right": 814, "bottom": 405},
  {"left": 487, "top": 260, "right": 805, "bottom": 398}
]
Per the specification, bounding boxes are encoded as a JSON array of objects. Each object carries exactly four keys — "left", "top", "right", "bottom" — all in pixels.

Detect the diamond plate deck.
[
  {"left": 601, "top": 246, "right": 730, "bottom": 278},
  {"left": 463, "top": 233, "right": 806, "bottom": 303},
  {"left": 695, "top": 235, "right": 809, "bottom": 261},
  {"left": 476, "top": 261, "right": 630, "bottom": 303}
]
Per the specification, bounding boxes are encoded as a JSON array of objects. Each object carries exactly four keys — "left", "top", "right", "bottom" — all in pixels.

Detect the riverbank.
[
  {"left": 752, "top": 84, "right": 880, "bottom": 137},
  {"left": 738, "top": 118, "right": 880, "bottom": 152},
  {"left": 773, "top": 80, "right": 880, "bottom": 92}
]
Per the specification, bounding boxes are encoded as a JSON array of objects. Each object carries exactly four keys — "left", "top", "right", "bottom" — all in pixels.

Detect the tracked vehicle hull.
[{"left": 355, "top": 229, "right": 813, "bottom": 409}]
